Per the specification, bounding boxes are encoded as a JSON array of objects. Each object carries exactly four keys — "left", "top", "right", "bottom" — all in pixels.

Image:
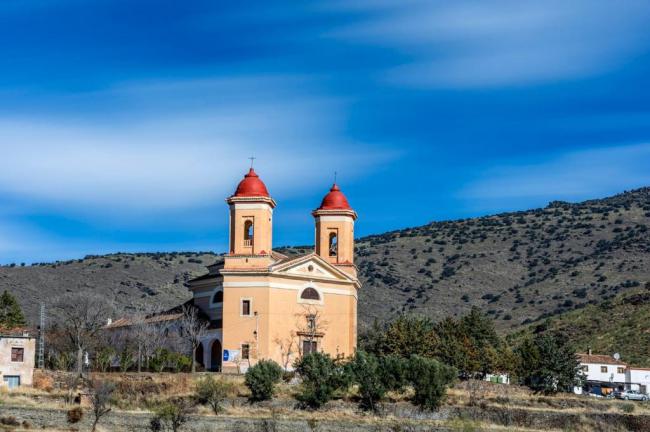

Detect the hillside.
[
  {"left": 1, "top": 187, "right": 649, "bottom": 333},
  {"left": 352, "top": 187, "right": 650, "bottom": 330},
  {"left": 508, "top": 287, "right": 650, "bottom": 367}
]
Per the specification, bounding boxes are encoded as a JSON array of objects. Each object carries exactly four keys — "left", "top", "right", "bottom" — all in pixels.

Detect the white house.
[
  {"left": 627, "top": 368, "right": 650, "bottom": 395},
  {"left": 577, "top": 352, "right": 627, "bottom": 396},
  {"left": 0, "top": 328, "right": 36, "bottom": 389}
]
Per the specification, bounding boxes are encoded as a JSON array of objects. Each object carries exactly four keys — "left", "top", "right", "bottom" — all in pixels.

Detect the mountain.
[
  {"left": 1, "top": 187, "right": 649, "bottom": 334},
  {"left": 507, "top": 287, "right": 650, "bottom": 367}
]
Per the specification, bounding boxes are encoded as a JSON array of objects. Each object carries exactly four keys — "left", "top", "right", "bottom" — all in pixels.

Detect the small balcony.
[{"left": 243, "top": 239, "right": 252, "bottom": 247}]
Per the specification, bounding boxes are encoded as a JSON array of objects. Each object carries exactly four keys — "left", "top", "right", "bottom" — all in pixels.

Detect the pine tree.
[{"left": 0, "top": 290, "right": 27, "bottom": 328}]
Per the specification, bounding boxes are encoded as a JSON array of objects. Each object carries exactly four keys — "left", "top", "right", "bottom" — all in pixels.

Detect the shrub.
[
  {"left": 294, "top": 352, "right": 349, "bottom": 409},
  {"left": 379, "top": 355, "right": 409, "bottom": 392},
  {"left": 32, "top": 372, "right": 54, "bottom": 392},
  {"left": 0, "top": 416, "right": 20, "bottom": 426},
  {"left": 195, "top": 375, "right": 236, "bottom": 414},
  {"left": 67, "top": 407, "right": 83, "bottom": 424},
  {"left": 407, "top": 355, "right": 456, "bottom": 411},
  {"left": 244, "top": 360, "right": 283, "bottom": 402},
  {"left": 346, "top": 351, "right": 385, "bottom": 411},
  {"left": 153, "top": 398, "right": 194, "bottom": 432},
  {"left": 620, "top": 402, "right": 635, "bottom": 413}
]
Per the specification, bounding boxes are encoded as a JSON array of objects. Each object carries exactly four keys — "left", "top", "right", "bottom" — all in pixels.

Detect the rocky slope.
[{"left": 2, "top": 188, "right": 649, "bottom": 332}]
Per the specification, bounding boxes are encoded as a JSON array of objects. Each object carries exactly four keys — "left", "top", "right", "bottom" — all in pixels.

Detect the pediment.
[{"left": 270, "top": 254, "right": 354, "bottom": 282}]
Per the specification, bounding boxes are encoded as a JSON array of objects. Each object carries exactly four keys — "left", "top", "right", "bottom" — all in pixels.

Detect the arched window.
[
  {"left": 300, "top": 287, "right": 320, "bottom": 301},
  {"left": 212, "top": 290, "right": 223, "bottom": 304},
  {"left": 328, "top": 232, "right": 338, "bottom": 257},
  {"left": 244, "top": 220, "right": 253, "bottom": 246}
]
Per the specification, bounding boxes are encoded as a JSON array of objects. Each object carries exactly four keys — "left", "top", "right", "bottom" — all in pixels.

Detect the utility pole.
[{"left": 38, "top": 304, "right": 45, "bottom": 369}]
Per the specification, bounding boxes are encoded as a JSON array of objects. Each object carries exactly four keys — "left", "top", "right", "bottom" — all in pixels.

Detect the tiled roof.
[
  {"left": 0, "top": 326, "right": 33, "bottom": 337},
  {"left": 578, "top": 353, "right": 627, "bottom": 366}
]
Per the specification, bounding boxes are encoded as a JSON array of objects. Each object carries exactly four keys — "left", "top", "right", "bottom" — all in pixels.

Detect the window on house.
[
  {"left": 212, "top": 290, "right": 223, "bottom": 304},
  {"left": 241, "top": 299, "right": 251, "bottom": 316},
  {"left": 241, "top": 344, "right": 250, "bottom": 360},
  {"left": 328, "top": 232, "right": 338, "bottom": 257},
  {"left": 601, "top": 366, "right": 608, "bottom": 373},
  {"left": 11, "top": 347, "right": 24, "bottom": 362},
  {"left": 618, "top": 367, "right": 625, "bottom": 374},
  {"left": 244, "top": 220, "right": 253, "bottom": 246},
  {"left": 300, "top": 287, "right": 320, "bottom": 301},
  {"left": 303, "top": 340, "right": 317, "bottom": 355}
]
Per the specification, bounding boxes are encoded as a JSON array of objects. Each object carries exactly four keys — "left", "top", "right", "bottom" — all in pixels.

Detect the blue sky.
[{"left": 2, "top": 0, "right": 650, "bottom": 264}]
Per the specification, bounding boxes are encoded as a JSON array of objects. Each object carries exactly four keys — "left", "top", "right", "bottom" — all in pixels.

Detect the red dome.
[
  {"left": 318, "top": 184, "right": 352, "bottom": 210},
  {"left": 233, "top": 168, "right": 270, "bottom": 197}
]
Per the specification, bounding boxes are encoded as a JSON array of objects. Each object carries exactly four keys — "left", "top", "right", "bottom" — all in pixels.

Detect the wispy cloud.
[
  {"left": 0, "top": 76, "right": 393, "bottom": 214},
  {"left": 330, "top": 0, "right": 650, "bottom": 87},
  {"left": 460, "top": 142, "right": 650, "bottom": 210}
]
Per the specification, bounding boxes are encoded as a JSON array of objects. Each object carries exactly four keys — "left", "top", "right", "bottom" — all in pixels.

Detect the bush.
[
  {"left": 379, "top": 355, "right": 409, "bottom": 392},
  {"left": 294, "top": 352, "right": 350, "bottom": 409},
  {"left": 67, "top": 407, "right": 83, "bottom": 424},
  {"left": 153, "top": 398, "right": 195, "bottom": 432},
  {"left": 620, "top": 402, "right": 635, "bottom": 413},
  {"left": 195, "top": 375, "right": 236, "bottom": 414},
  {"left": 244, "top": 360, "right": 283, "bottom": 402},
  {"left": 407, "top": 355, "right": 456, "bottom": 411},
  {"left": 346, "top": 351, "right": 385, "bottom": 411}
]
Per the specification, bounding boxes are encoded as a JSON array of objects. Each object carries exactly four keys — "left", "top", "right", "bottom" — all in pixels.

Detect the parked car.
[{"left": 614, "top": 390, "right": 649, "bottom": 401}]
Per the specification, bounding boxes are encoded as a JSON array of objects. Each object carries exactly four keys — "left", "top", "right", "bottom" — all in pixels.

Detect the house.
[
  {"left": 576, "top": 352, "right": 628, "bottom": 396},
  {"left": 0, "top": 327, "right": 36, "bottom": 388},
  {"left": 626, "top": 368, "right": 650, "bottom": 394},
  {"left": 186, "top": 168, "right": 360, "bottom": 372}
]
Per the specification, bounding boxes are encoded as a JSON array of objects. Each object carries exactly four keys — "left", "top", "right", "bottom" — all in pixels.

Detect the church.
[{"left": 187, "top": 168, "right": 360, "bottom": 372}]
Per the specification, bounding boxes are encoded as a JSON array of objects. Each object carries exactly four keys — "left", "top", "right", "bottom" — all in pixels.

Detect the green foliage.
[
  {"left": 378, "top": 354, "right": 410, "bottom": 392},
  {"left": 360, "top": 315, "right": 437, "bottom": 358},
  {"left": 195, "top": 375, "right": 236, "bottom": 415},
  {"left": 0, "top": 290, "right": 26, "bottom": 328},
  {"left": 152, "top": 398, "right": 195, "bottom": 432},
  {"left": 244, "top": 359, "right": 283, "bottom": 402},
  {"left": 95, "top": 347, "right": 115, "bottom": 372},
  {"left": 150, "top": 349, "right": 192, "bottom": 373},
  {"left": 346, "top": 351, "right": 385, "bottom": 411},
  {"left": 515, "top": 331, "right": 582, "bottom": 394},
  {"left": 294, "top": 352, "right": 350, "bottom": 409},
  {"left": 407, "top": 355, "right": 456, "bottom": 411},
  {"left": 360, "top": 309, "right": 512, "bottom": 379}
]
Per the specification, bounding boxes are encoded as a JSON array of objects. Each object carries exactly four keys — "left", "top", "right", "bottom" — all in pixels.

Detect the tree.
[
  {"left": 346, "top": 351, "right": 385, "bottom": 412},
  {"left": 294, "top": 352, "right": 349, "bottom": 409},
  {"left": 407, "top": 355, "right": 456, "bottom": 411},
  {"left": 89, "top": 380, "right": 115, "bottom": 432},
  {"left": 516, "top": 331, "right": 582, "bottom": 394},
  {"left": 360, "top": 315, "right": 438, "bottom": 358},
  {"left": 179, "top": 305, "right": 208, "bottom": 373},
  {"left": 54, "top": 293, "right": 114, "bottom": 375},
  {"left": 0, "top": 290, "right": 26, "bottom": 328},
  {"left": 244, "top": 359, "right": 283, "bottom": 402},
  {"left": 195, "top": 375, "right": 236, "bottom": 415}
]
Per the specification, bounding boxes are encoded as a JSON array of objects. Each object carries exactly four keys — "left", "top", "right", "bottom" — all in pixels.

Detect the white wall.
[
  {"left": 627, "top": 369, "right": 650, "bottom": 394},
  {"left": 581, "top": 362, "right": 627, "bottom": 384},
  {"left": 0, "top": 336, "right": 36, "bottom": 387}
]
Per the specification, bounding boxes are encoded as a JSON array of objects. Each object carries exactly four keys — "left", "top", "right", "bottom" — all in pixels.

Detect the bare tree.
[
  {"left": 179, "top": 305, "right": 208, "bottom": 373},
  {"left": 89, "top": 379, "right": 115, "bottom": 432},
  {"left": 54, "top": 293, "right": 114, "bottom": 375},
  {"left": 130, "top": 308, "right": 170, "bottom": 372},
  {"left": 274, "top": 332, "right": 298, "bottom": 370},
  {"left": 295, "top": 305, "right": 328, "bottom": 357}
]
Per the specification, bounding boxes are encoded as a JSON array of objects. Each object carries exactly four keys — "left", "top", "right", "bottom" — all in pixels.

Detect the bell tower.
[
  {"left": 224, "top": 168, "right": 276, "bottom": 269},
  {"left": 313, "top": 184, "right": 357, "bottom": 276}
]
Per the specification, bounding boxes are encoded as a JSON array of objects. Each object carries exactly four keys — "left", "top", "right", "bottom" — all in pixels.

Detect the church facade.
[{"left": 187, "top": 168, "right": 360, "bottom": 372}]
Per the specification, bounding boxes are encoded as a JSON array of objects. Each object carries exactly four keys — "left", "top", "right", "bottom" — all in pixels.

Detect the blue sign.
[{"left": 223, "top": 350, "right": 230, "bottom": 361}]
